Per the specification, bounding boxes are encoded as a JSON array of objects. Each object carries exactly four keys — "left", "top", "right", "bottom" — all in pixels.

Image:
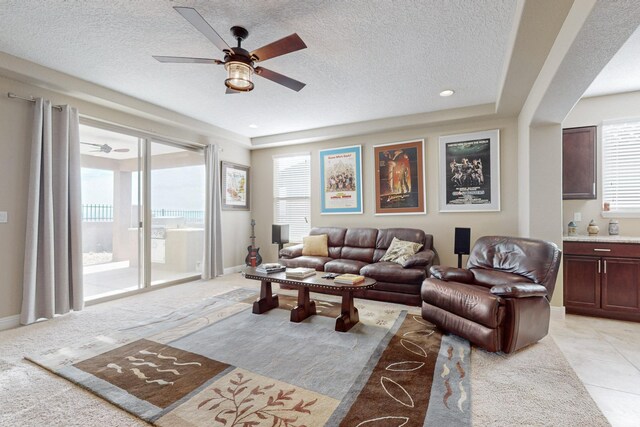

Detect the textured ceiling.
[
  {"left": 584, "top": 24, "right": 640, "bottom": 98},
  {"left": 0, "top": 0, "right": 517, "bottom": 138}
]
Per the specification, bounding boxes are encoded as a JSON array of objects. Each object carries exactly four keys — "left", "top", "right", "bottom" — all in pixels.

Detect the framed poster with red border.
[{"left": 373, "top": 139, "right": 426, "bottom": 215}]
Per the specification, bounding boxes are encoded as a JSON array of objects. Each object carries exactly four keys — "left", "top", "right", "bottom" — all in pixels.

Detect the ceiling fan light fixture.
[{"left": 224, "top": 61, "right": 254, "bottom": 92}]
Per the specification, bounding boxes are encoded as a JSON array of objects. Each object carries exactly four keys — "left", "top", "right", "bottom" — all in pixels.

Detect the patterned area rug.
[{"left": 27, "top": 289, "right": 470, "bottom": 426}]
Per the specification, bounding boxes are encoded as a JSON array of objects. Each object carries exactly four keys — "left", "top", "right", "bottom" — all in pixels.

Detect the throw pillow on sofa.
[
  {"left": 302, "top": 234, "right": 329, "bottom": 257},
  {"left": 380, "top": 237, "right": 423, "bottom": 266}
]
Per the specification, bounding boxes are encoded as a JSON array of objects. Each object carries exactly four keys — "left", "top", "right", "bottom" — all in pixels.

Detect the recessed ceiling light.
[
  {"left": 440, "top": 89, "right": 455, "bottom": 97},
  {"left": 248, "top": 124, "right": 258, "bottom": 129}
]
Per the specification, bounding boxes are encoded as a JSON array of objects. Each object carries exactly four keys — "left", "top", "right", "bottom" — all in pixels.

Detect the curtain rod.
[{"left": 7, "top": 92, "right": 63, "bottom": 111}]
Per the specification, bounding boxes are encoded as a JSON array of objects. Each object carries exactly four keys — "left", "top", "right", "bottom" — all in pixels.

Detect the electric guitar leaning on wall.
[{"left": 245, "top": 219, "right": 263, "bottom": 267}]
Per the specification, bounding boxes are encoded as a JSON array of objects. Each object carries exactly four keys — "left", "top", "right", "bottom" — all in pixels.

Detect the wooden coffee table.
[{"left": 243, "top": 268, "right": 376, "bottom": 332}]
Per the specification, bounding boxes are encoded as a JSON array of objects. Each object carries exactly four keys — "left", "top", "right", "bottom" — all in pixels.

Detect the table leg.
[
  {"left": 335, "top": 291, "right": 359, "bottom": 332},
  {"left": 290, "top": 286, "right": 317, "bottom": 322},
  {"left": 252, "top": 280, "right": 279, "bottom": 314}
]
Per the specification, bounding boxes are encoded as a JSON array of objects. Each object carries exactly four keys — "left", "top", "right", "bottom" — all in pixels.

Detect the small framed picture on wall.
[
  {"left": 373, "top": 139, "right": 426, "bottom": 215},
  {"left": 438, "top": 129, "right": 500, "bottom": 212},
  {"left": 319, "top": 145, "right": 363, "bottom": 214},
  {"left": 221, "top": 161, "right": 250, "bottom": 210}
]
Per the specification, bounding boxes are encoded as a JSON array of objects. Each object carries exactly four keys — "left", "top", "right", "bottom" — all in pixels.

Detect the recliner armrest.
[
  {"left": 403, "top": 249, "right": 435, "bottom": 268},
  {"left": 490, "top": 284, "right": 548, "bottom": 298},
  {"left": 279, "top": 244, "right": 303, "bottom": 259},
  {"left": 429, "top": 266, "right": 474, "bottom": 283}
]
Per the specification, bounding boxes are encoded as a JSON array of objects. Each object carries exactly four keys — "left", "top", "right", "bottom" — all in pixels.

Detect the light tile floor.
[{"left": 550, "top": 313, "right": 640, "bottom": 426}]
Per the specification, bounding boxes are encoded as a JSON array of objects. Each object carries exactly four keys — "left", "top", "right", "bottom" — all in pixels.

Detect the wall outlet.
[
  {"left": 0, "top": 211, "right": 7, "bottom": 223},
  {"left": 573, "top": 212, "right": 582, "bottom": 222}
]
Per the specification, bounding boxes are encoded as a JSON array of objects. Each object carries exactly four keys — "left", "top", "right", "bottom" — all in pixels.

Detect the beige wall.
[
  {"left": 562, "top": 91, "right": 640, "bottom": 237},
  {"left": 0, "top": 75, "right": 250, "bottom": 319},
  {"left": 251, "top": 117, "right": 519, "bottom": 268}
]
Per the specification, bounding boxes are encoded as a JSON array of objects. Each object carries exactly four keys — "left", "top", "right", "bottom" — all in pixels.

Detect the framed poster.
[
  {"left": 319, "top": 145, "right": 363, "bottom": 214},
  {"left": 373, "top": 139, "right": 426, "bottom": 215},
  {"left": 439, "top": 129, "right": 500, "bottom": 212},
  {"left": 221, "top": 161, "right": 250, "bottom": 210}
]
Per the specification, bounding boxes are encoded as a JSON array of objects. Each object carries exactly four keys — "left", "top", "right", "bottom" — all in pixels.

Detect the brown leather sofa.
[
  {"left": 421, "top": 236, "right": 561, "bottom": 353},
  {"left": 279, "top": 227, "right": 438, "bottom": 305}
]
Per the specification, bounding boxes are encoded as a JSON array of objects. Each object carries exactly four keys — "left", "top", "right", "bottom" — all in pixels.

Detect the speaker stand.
[{"left": 457, "top": 253, "right": 463, "bottom": 268}]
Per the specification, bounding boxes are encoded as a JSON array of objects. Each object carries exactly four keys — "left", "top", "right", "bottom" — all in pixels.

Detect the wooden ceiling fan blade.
[
  {"left": 153, "top": 55, "right": 222, "bottom": 64},
  {"left": 250, "top": 33, "right": 306, "bottom": 62},
  {"left": 173, "top": 7, "right": 231, "bottom": 53},
  {"left": 255, "top": 67, "right": 306, "bottom": 92}
]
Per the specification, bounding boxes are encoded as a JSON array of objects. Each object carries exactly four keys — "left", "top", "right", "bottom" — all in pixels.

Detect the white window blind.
[
  {"left": 274, "top": 154, "right": 310, "bottom": 242},
  {"left": 602, "top": 120, "right": 640, "bottom": 215}
]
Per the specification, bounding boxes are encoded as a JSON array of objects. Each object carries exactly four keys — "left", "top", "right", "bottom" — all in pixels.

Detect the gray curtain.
[
  {"left": 21, "top": 99, "right": 83, "bottom": 325},
  {"left": 202, "top": 144, "right": 224, "bottom": 279}
]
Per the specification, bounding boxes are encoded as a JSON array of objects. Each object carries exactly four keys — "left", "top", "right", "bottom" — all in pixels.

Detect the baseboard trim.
[
  {"left": 0, "top": 314, "right": 20, "bottom": 331},
  {"left": 550, "top": 305, "right": 566, "bottom": 320},
  {"left": 223, "top": 265, "right": 244, "bottom": 275}
]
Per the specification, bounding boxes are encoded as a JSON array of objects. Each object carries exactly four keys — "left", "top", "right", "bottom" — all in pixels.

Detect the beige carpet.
[{"left": 0, "top": 273, "right": 608, "bottom": 426}]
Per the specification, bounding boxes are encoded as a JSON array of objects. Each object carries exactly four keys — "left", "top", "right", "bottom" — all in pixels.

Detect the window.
[
  {"left": 274, "top": 153, "right": 311, "bottom": 242},
  {"left": 602, "top": 120, "right": 640, "bottom": 216}
]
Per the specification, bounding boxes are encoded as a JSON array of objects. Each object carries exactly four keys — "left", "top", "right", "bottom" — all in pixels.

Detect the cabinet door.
[
  {"left": 564, "top": 255, "right": 600, "bottom": 308},
  {"left": 602, "top": 257, "right": 640, "bottom": 312},
  {"left": 563, "top": 126, "right": 596, "bottom": 199}
]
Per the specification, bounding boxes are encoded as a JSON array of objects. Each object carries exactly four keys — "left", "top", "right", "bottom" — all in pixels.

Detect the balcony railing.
[{"left": 82, "top": 204, "right": 204, "bottom": 224}]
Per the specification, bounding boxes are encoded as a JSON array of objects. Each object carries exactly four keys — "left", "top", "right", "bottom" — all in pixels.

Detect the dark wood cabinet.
[
  {"left": 601, "top": 257, "right": 640, "bottom": 312},
  {"left": 564, "top": 255, "right": 600, "bottom": 309},
  {"left": 562, "top": 126, "right": 597, "bottom": 199},
  {"left": 564, "top": 241, "right": 640, "bottom": 322}
]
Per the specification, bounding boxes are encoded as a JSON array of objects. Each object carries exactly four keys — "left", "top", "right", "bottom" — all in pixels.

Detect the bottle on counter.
[
  {"left": 568, "top": 221, "right": 577, "bottom": 236},
  {"left": 608, "top": 219, "right": 619, "bottom": 236},
  {"left": 587, "top": 220, "right": 600, "bottom": 236}
]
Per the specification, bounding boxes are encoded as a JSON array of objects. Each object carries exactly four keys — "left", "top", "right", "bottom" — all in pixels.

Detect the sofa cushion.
[
  {"left": 302, "top": 234, "right": 328, "bottom": 257},
  {"left": 471, "top": 268, "right": 534, "bottom": 288},
  {"left": 324, "top": 259, "right": 369, "bottom": 274},
  {"left": 280, "top": 256, "right": 331, "bottom": 270},
  {"left": 338, "top": 228, "right": 378, "bottom": 263},
  {"left": 421, "top": 279, "right": 504, "bottom": 329},
  {"left": 380, "top": 237, "right": 423, "bottom": 266},
  {"left": 310, "top": 227, "right": 347, "bottom": 259},
  {"left": 374, "top": 228, "right": 428, "bottom": 262},
  {"left": 360, "top": 262, "right": 426, "bottom": 285},
  {"left": 370, "top": 281, "right": 421, "bottom": 294}
]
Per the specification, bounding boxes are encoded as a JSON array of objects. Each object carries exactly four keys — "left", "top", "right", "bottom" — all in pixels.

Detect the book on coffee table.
[
  {"left": 256, "top": 263, "right": 286, "bottom": 274},
  {"left": 285, "top": 267, "right": 316, "bottom": 279},
  {"left": 334, "top": 273, "right": 365, "bottom": 284}
]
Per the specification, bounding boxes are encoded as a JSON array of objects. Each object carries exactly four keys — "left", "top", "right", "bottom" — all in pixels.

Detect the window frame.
[
  {"left": 273, "top": 152, "right": 311, "bottom": 243},
  {"left": 601, "top": 118, "right": 640, "bottom": 218}
]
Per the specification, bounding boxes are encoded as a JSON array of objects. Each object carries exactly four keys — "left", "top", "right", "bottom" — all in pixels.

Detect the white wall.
[
  {"left": 251, "top": 117, "right": 519, "bottom": 269},
  {"left": 0, "top": 74, "right": 250, "bottom": 320},
  {"left": 562, "top": 91, "right": 640, "bottom": 237}
]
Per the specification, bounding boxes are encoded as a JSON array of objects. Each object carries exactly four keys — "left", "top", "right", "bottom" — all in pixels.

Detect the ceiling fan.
[
  {"left": 153, "top": 7, "right": 307, "bottom": 93},
  {"left": 81, "top": 142, "right": 130, "bottom": 154}
]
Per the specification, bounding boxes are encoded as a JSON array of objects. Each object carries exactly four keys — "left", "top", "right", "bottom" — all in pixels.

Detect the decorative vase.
[
  {"left": 568, "top": 221, "right": 577, "bottom": 236},
  {"left": 608, "top": 219, "right": 619, "bottom": 236},
  {"left": 587, "top": 220, "right": 599, "bottom": 236}
]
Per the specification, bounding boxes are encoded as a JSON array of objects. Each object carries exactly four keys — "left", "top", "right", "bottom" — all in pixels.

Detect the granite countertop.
[{"left": 563, "top": 235, "right": 640, "bottom": 244}]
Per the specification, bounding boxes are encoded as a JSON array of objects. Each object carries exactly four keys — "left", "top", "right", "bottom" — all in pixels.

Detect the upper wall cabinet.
[{"left": 563, "top": 126, "right": 597, "bottom": 200}]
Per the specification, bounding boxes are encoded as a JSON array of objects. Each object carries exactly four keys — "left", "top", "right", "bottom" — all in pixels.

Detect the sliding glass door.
[
  {"left": 80, "top": 125, "right": 143, "bottom": 299},
  {"left": 80, "top": 123, "right": 204, "bottom": 301},
  {"left": 149, "top": 140, "right": 205, "bottom": 286}
]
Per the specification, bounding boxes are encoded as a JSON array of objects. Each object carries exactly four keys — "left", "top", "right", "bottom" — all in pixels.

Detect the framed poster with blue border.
[{"left": 319, "top": 145, "right": 363, "bottom": 214}]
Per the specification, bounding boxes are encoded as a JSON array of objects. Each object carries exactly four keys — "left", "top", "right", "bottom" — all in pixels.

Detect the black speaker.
[
  {"left": 454, "top": 227, "right": 471, "bottom": 268},
  {"left": 272, "top": 224, "right": 290, "bottom": 245},
  {"left": 454, "top": 227, "right": 471, "bottom": 255}
]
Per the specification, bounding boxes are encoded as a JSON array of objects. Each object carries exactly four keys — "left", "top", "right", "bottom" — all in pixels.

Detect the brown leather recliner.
[{"left": 421, "top": 236, "right": 561, "bottom": 353}]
